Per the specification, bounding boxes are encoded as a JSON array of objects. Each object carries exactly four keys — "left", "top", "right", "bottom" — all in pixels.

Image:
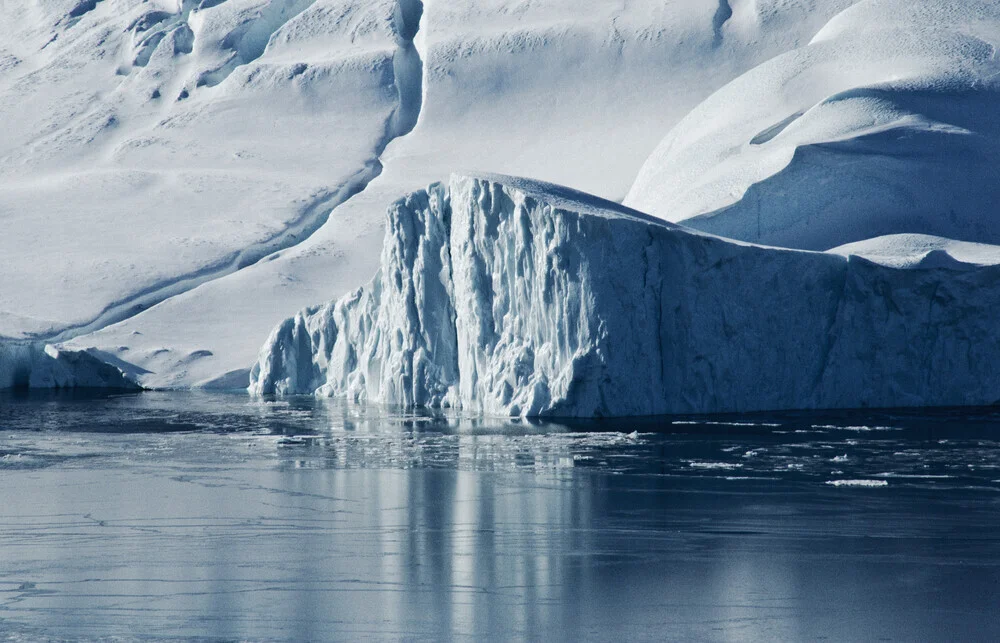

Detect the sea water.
[{"left": 1, "top": 391, "right": 998, "bottom": 641}]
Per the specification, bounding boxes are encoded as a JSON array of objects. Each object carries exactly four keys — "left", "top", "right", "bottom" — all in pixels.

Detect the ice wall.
[
  {"left": 0, "top": 344, "right": 139, "bottom": 390},
  {"left": 250, "top": 173, "right": 1000, "bottom": 417}
]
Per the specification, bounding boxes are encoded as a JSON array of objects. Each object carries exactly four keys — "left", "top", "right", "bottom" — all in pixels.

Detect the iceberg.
[
  {"left": 250, "top": 173, "right": 1000, "bottom": 417},
  {"left": 0, "top": 344, "right": 139, "bottom": 390}
]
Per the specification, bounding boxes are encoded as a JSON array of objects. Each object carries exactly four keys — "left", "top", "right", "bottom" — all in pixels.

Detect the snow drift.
[
  {"left": 250, "top": 174, "right": 1000, "bottom": 417},
  {"left": 626, "top": 0, "right": 1000, "bottom": 251}
]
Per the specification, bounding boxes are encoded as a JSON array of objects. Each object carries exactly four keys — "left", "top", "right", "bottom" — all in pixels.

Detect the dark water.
[{"left": 0, "top": 392, "right": 998, "bottom": 641}]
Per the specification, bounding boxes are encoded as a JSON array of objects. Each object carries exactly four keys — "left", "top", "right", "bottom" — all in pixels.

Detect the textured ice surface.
[
  {"left": 250, "top": 173, "right": 1000, "bottom": 417},
  {"left": 0, "top": 344, "right": 138, "bottom": 390}
]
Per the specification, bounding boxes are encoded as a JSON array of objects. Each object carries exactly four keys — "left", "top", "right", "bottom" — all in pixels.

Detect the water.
[{"left": 1, "top": 392, "right": 998, "bottom": 641}]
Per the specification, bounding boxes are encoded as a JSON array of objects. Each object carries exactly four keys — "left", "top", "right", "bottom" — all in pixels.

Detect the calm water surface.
[{"left": 0, "top": 391, "right": 998, "bottom": 641}]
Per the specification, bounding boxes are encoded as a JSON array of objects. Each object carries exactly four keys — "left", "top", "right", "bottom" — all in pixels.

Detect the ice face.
[
  {"left": 0, "top": 344, "right": 138, "bottom": 390},
  {"left": 250, "top": 173, "right": 1000, "bottom": 417}
]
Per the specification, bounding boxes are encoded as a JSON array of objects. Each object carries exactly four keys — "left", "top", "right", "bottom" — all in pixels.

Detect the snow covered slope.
[
  {"left": 830, "top": 234, "right": 1000, "bottom": 270},
  {"left": 1, "top": 0, "right": 856, "bottom": 388},
  {"left": 0, "top": 0, "right": 410, "bottom": 339},
  {"left": 626, "top": 0, "right": 1000, "bottom": 251},
  {"left": 250, "top": 174, "right": 1000, "bottom": 417}
]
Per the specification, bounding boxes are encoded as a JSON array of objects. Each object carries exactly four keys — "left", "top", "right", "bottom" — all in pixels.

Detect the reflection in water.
[{"left": 0, "top": 392, "right": 998, "bottom": 640}]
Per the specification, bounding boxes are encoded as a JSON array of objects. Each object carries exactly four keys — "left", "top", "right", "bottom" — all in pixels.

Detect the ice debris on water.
[{"left": 826, "top": 479, "right": 889, "bottom": 488}]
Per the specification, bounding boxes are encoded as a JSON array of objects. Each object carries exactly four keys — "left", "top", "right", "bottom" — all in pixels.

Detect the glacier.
[
  {"left": 250, "top": 173, "right": 1000, "bottom": 417},
  {"left": 0, "top": 0, "right": 855, "bottom": 389},
  {"left": 6, "top": 0, "right": 1000, "bottom": 407}
]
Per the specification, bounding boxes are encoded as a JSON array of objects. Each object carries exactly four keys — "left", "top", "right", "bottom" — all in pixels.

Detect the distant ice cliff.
[{"left": 0, "top": 344, "right": 139, "bottom": 390}]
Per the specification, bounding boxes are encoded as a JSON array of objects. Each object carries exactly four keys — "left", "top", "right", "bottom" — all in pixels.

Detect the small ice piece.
[
  {"left": 826, "top": 479, "right": 889, "bottom": 487},
  {"left": 688, "top": 461, "right": 743, "bottom": 470},
  {"left": 0, "top": 343, "right": 138, "bottom": 390}
]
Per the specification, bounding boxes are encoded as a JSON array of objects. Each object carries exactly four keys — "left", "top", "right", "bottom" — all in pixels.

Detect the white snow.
[
  {"left": 626, "top": 0, "right": 1000, "bottom": 251},
  {"left": 5, "top": 0, "right": 1000, "bottom": 411},
  {"left": 0, "top": 0, "right": 854, "bottom": 389},
  {"left": 250, "top": 173, "right": 1000, "bottom": 417},
  {"left": 0, "top": 0, "right": 408, "bottom": 339},
  {"left": 830, "top": 234, "right": 1000, "bottom": 269}
]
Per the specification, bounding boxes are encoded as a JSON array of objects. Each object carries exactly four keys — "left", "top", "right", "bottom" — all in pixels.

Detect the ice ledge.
[
  {"left": 0, "top": 343, "right": 140, "bottom": 390},
  {"left": 249, "top": 173, "right": 1000, "bottom": 417}
]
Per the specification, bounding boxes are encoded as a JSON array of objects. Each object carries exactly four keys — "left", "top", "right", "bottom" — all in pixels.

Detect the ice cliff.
[
  {"left": 249, "top": 173, "right": 1000, "bottom": 417},
  {"left": 0, "top": 344, "right": 139, "bottom": 390}
]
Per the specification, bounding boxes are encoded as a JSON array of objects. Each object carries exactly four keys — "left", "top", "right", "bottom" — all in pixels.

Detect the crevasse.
[{"left": 249, "top": 173, "right": 1000, "bottom": 417}]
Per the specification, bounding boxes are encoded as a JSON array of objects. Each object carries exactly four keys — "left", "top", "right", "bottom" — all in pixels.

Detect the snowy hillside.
[
  {"left": 251, "top": 173, "right": 1000, "bottom": 416},
  {"left": 4, "top": 0, "right": 1000, "bottom": 412},
  {"left": 1, "top": 0, "right": 853, "bottom": 388},
  {"left": 626, "top": 0, "right": 1000, "bottom": 251}
]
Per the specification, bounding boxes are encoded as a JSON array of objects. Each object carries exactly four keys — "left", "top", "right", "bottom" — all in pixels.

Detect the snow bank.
[
  {"left": 0, "top": 344, "right": 139, "bottom": 390},
  {"left": 250, "top": 173, "right": 1000, "bottom": 417},
  {"left": 626, "top": 0, "right": 1000, "bottom": 251},
  {"left": 829, "top": 234, "right": 1000, "bottom": 270}
]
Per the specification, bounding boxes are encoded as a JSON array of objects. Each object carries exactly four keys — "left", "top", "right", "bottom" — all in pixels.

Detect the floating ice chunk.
[
  {"left": 826, "top": 479, "right": 889, "bottom": 487},
  {"left": 688, "top": 461, "right": 744, "bottom": 470},
  {"left": 814, "top": 425, "right": 898, "bottom": 432},
  {"left": 0, "top": 343, "right": 139, "bottom": 390}
]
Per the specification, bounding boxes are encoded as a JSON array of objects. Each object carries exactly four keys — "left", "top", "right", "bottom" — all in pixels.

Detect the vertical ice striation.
[
  {"left": 250, "top": 184, "right": 459, "bottom": 406},
  {"left": 250, "top": 173, "right": 1000, "bottom": 417}
]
